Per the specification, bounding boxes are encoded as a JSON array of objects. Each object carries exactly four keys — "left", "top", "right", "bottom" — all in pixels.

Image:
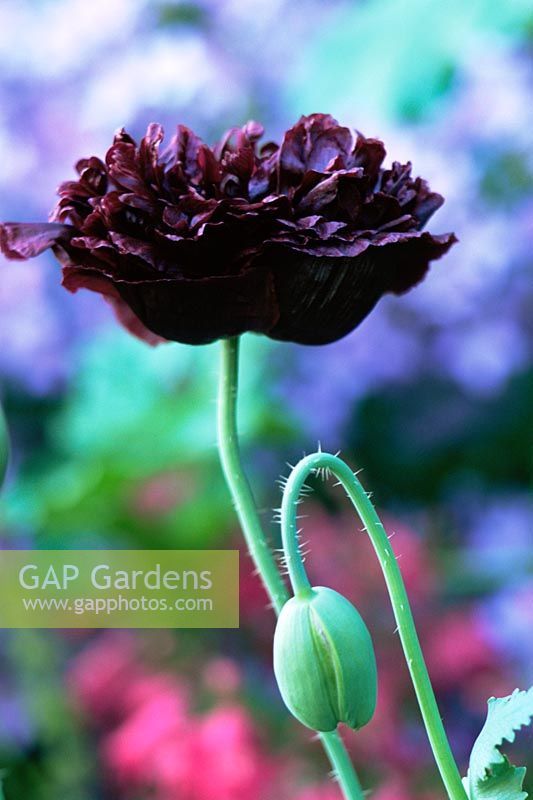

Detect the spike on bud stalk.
[{"left": 273, "top": 586, "right": 377, "bottom": 732}]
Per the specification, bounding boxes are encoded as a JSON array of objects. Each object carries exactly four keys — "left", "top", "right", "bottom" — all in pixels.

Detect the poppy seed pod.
[{"left": 273, "top": 586, "right": 377, "bottom": 732}]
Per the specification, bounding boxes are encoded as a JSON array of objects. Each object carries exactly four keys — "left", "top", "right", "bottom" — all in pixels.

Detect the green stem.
[
  {"left": 321, "top": 730, "right": 365, "bottom": 799},
  {"left": 281, "top": 451, "right": 468, "bottom": 800},
  {"left": 217, "top": 337, "right": 364, "bottom": 800},
  {"left": 217, "top": 336, "right": 288, "bottom": 614}
]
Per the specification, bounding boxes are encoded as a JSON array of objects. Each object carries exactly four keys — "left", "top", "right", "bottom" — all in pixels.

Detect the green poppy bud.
[
  {"left": 273, "top": 586, "right": 377, "bottom": 732},
  {"left": 0, "top": 406, "right": 8, "bottom": 487}
]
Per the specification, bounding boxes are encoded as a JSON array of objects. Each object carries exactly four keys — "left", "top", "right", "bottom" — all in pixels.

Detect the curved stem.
[
  {"left": 281, "top": 451, "right": 468, "bottom": 800},
  {"left": 282, "top": 483, "right": 313, "bottom": 598},
  {"left": 217, "top": 337, "right": 364, "bottom": 800}
]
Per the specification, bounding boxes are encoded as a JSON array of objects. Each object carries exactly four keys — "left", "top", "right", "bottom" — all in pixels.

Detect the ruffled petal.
[{"left": 0, "top": 222, "right": 74, "bottom": 260}]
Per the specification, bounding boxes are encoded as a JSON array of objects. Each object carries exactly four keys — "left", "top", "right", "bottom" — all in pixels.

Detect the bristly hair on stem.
[{"left": 279, "top": 450, "right": 469, "bottom": 800}]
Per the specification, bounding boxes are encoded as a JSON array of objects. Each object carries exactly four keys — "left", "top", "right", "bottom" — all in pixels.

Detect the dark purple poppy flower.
[{"left": 0, "top": 114, "right": 456, "bottom": 346}]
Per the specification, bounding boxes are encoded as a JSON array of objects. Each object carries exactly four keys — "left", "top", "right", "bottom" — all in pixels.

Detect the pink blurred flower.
[
  {"left": 373, "top": 778, "right": 412, "bottom": 800},
  {"left": 373, "top": 775, "right": 441, "bottom": 800},
  {"left": 203, "top": 656, "right": 242, "bottom": 695},
  {"left": 424, "top": 609, "right": 498, "bottom": 688},
  {"left": 131, "top": 470, "right": 197, "bottom": 518},
  {"left": 103, "top": 674, "right": 189, "bottom": 785},
  {"left": 68, "top": 631, "right": 142, "bottom": 721},
  {"left": 70, "top": 633, "right": 276, "bottom": 800},
  {"left": 154, "top": 705, "right": 277, "bottom": 800},
  {"left": 190, "top": 705, "right": 274, "bottom": 800}
]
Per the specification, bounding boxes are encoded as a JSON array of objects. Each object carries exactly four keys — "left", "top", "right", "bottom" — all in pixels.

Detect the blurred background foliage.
[{"left": 0, "top": 1, "right": 531, "bottom": 798}]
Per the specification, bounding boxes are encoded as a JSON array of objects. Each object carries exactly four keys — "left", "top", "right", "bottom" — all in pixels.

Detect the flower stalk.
[
  {"left": 217, "top": 336, "right": 288, "bottom": 614},
  {"left": 217, "top": 335, "right": 365, "bottom": 800}
]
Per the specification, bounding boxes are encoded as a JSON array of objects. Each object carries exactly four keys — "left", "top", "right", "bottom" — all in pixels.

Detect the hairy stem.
[
  {"left": 217, "top": 337, "right": 364, "bottom": 800},
  {"left": 217, "top": 336, "right": 288, "bottom": 613},
  {"left": 321, "top": 730, "right": 365, "bottom": 799},
  {"left": 281, "top": 451, "right": 469, "bottom": 800}
]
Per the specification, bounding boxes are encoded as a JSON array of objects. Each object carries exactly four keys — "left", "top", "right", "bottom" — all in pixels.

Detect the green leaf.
[
  {"left": 469, "top": 758, "right": 527, "bottom": 800},
  {"left": 466, "top": 688, "right": 533, "bottom": 800}
]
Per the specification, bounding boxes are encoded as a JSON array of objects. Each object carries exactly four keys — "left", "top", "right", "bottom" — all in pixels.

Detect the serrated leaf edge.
[
  {"left": 465, "top": 687, "right": 533, "bottom": 800},
  {"left": 475, "top": 689, "right": 533, "bottom": 778}
]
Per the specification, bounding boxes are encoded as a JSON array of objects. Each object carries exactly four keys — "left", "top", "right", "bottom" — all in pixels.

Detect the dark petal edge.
[
  {"left": 0, "top": 223, "right": 74, "bottom": 260},
  {"left": 61, "top": 265, "right": 166, "bottom": 346}
]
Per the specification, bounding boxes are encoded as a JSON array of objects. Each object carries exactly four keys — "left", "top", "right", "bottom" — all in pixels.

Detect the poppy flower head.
[{"left": 0, "top": 114, "right": 456, "bottom": 345}]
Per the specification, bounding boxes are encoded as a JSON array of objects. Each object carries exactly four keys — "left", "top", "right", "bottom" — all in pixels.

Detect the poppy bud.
[
  {"left": 273, "top": 586, "right": 377, "bottom": 732},
  {"left": 0, "top": 406, "right": 8, "bottom": 487}
]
